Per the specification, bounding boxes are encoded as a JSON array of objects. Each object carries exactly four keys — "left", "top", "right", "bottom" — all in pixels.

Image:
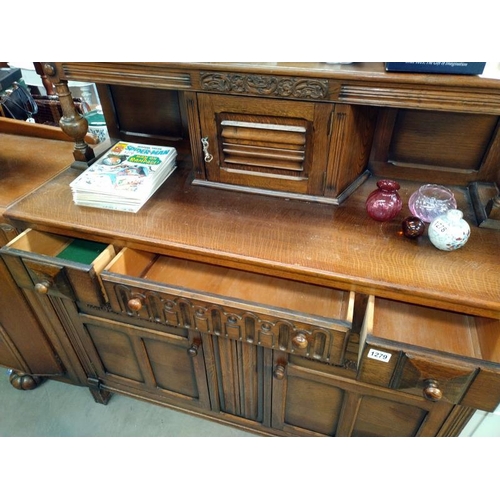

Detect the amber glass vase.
[{"left": 365, "top": 179, "right": 403, "bottom": 222}]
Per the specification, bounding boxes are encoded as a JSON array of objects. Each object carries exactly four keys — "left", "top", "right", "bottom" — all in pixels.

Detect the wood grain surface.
[{"left": 5, "top": 155, "right": 499, "bottom": 319}]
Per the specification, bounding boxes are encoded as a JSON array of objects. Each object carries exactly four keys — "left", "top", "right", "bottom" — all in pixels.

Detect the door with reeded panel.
[
  {"left": 201, "top": 333, "right": 274, "bottom": 429},
  {"left": 271, "top": 354, "right": 455, "bottom": 437},
  {"left": 197, "top": 94, "right": 334, "bottom": 196}
]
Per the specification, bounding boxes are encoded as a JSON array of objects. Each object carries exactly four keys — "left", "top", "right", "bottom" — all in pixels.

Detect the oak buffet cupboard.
[{"left": 1, "top": 62, "right": 499, "bottom": 437}]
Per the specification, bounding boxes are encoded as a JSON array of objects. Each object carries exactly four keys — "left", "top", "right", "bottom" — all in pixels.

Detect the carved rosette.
[{"left": 200, "top": 72, "right": 329, "bottom": 100}]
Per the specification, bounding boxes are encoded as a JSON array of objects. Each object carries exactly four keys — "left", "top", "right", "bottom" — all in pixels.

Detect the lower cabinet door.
[
  {"left": 201, "top": 334, "right": 273, "bottom": 427},
  {"left": 271, "top": 354, "right": 455, "bottom": 437},
  {"left": 0, "top": 259, "right": 64, "bottom": 376},
  {"left": 76, "top": 314, "right": 211, "bottom": 410}
]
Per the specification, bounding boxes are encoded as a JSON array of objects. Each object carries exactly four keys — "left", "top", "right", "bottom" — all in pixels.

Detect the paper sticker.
[{"left": 367, "top": 348, "right": 392, "bottom": 363}]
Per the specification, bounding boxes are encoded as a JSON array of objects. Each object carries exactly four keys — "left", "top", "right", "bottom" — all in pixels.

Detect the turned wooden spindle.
[
  {"left": 33, "top": 62, "right": 56, "bottom": 95},
  {"left": 42, "top": 63, "right": 94, "bottom": 165}
]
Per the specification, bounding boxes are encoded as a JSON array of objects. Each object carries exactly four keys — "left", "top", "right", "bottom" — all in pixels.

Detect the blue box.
[{"left": 385, "top": 62, "right": 486, "bottom": 75}]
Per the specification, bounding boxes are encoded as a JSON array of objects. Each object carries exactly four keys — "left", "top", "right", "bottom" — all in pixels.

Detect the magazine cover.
[
  {"left": 70, "top": 141, "right": 177, "bottom": 198},
  {"left": 70, "top": 141, "right": 177, "bottom": 212}
]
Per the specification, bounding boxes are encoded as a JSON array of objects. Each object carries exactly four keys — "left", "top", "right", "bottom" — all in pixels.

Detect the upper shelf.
[{"left": 44, "top": 62, "right": 500, "bottom": 115}]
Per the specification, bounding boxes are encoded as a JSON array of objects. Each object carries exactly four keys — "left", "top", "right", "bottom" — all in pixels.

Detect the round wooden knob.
[
  {"left": 187, "top": 344, "right": 199, "bottom": 357},
  {"left": 273, "top": 364, "right": 286, "bottom": 380},
  {"left": 292, "top": 333, "right": 308, "bottom": 349},
  {"left": 127, "top": 297, "right": 143, "bottom": 311},
  {"left": 423, "top": 379, "right": 442, "bottom": 401},
  {"left": 34, "top": 281, "right": 50, "bottom": 294}
]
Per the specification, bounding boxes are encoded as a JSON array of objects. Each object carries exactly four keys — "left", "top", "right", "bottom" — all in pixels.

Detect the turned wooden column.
[
  {"left": 33, "top": 62, "right": 56, "bottom": 95},
  {"left": 41, "top": 62, "right": 95, "bottom": 165}
]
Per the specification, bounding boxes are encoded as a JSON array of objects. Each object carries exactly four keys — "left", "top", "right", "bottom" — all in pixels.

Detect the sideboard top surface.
[
  {"left": 0, "top": 132, "right": 73, "bottom": 215},
  {"left": 5, "top": 156, "right": 500, "bottom": 319}
]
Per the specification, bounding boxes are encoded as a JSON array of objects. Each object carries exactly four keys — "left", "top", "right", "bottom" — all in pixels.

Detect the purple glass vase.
[
  {"left": 408, "top": 184, "right": 457, "bottom": 223},
  {"left": 365, "top": 179, "right": 403, "bottom": 222}
]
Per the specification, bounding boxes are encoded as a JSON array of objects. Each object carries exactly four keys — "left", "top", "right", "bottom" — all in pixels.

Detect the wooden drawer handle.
[
  {"left": 292, "top": 333, "right": 308, "bottom": 349},
  {"left": 187, "top": 344, "right": 199, "bottom": 357},
  {"left": 423, "top": 379, "right": 443, "bottom": 402},
  {"left": 187, "top": 339, "right": 201, "bottom": 357},
  {"left": 34, "top": 281, "right": 51, "bottom": 294},
  {"left": 127, "top": 297, "right": 143, "bottom": 311},
  {"left": 273, "top": 364, "right": 286, "bottom": 380}
]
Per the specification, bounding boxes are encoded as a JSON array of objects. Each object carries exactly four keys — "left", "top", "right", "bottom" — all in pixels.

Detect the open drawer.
[
  {"left": 0, "top": 229, "right": 116, "bottom": 306},
  {"left": 357, "top": 296, "right": 500, "bottom": 412},
  {"left": 101, "top": 247, "right": 355, "bottom": 365}
]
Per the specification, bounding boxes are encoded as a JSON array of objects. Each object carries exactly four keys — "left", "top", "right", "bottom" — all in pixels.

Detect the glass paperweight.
[
  {"left": 408, "top": 184, "right": 457, "bottom": 223},
  {"left": 428, "top": 209, "right": 470, "bottom": 251},
  {"left": 365, "top": 179, "right": 403, "bottom": 222},
  {"left": 402, "top": 216, "right": 425, "bottom": 239}
]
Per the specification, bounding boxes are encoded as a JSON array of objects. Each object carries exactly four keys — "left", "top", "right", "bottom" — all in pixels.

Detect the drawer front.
[
  {"left": 357, "top": 340, "right": 402, "bottom": 387},
  {"left": 461, "top": 365, "right": 500, "bottom": 412},
  {"left": 393, "top": 353, "right": 477, "bottom": 405},
  {"left": 0, "top": 229, "right": 115, "bottom": 306},
  {"left": 102, "top": 280, "right": 349, "bottom": 365},
  {"left": 359, "top": 338, "right": 478, "bottom": 405},
  {"left": 358, "top": 295, "right": 500, "bottom": 410},
  {"left": 22, "top": 257, "right": 77, "bottom": 300}
]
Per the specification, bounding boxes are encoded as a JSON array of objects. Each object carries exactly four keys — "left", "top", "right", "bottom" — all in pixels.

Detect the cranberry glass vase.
[{"left": 365, "top": 179, "right": 403, "bottom": 222}]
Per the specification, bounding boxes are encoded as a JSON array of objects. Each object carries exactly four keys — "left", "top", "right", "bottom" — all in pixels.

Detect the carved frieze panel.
[
  {"left": 107, "top": 283, "right": 347, "bottom": 365},
  {"left": 200, "top": 72, "right": 329, "bottom": 100}
]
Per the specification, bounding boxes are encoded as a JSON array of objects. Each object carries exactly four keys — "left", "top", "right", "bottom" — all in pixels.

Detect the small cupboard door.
[
  {"left": 76, "top": 314, "right": 211, "bottom": 410},
  {"left": 197, "top": 93, "right": 333, "bottom": 196},
  {"left": 271, "top": 354, "right": 455, "bottom": 437}
]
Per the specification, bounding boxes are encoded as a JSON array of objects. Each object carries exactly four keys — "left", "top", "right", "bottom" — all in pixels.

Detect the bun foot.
[{"left": 8, "top": 370, "right": 44, "bottom": 390}]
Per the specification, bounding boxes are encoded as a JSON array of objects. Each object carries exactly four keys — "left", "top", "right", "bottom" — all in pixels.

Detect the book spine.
[{"left": 385, "top": 62, "right": 486, "bottom": 75}]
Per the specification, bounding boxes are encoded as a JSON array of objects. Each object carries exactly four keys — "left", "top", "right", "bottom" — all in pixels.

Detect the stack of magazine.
[{"left": 70, "top": 141, "right": 177, "bottom": 213}]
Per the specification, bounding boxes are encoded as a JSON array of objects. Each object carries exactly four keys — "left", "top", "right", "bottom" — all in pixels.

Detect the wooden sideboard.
[{"left": 1, "top": 62, "right": 499, "bottom": 437}]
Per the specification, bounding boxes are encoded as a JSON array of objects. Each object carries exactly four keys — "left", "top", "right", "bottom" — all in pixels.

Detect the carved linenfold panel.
[
  {"left": 200, "top": 72, "right": 329, "bottom": 100},
  {"left": 108, "top": 284, "right": 346, "bottom": 364}
]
